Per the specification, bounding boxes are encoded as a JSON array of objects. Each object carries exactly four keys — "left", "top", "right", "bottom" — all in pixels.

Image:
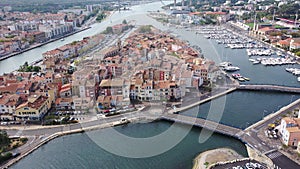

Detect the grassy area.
[
  {"left": 246, "top": 23, "right": 254, "bottom": 29},
  {"left": 274, "top": 25, "right": 287, "bottom": 29},
  {"left": 171, "top": 52, "right": 180, "bottom": 58}
]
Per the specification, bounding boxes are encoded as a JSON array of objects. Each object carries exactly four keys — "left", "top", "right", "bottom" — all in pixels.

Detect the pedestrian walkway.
[{"left": 266, "top": 152, "right": 282, "bottom": 159}]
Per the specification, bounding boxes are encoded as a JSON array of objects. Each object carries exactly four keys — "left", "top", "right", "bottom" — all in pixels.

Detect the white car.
[{"left": 245, "top": 163, "right": 254, "bottom": 169}]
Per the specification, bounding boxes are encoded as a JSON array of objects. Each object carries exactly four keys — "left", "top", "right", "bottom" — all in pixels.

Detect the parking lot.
[{"left": 212, "top": 160, "right": 267, "bottom": 169}]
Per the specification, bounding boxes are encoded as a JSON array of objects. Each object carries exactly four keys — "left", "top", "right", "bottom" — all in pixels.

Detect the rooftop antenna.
[
  {"left": 272, "top": 8, "right": 276, "bottom": 23},
  {"left": 295, "top": 11, "right": 298, "bottom": 29},
  {"left": 253, "top": 10, "right": 257, "bottom": 31}
]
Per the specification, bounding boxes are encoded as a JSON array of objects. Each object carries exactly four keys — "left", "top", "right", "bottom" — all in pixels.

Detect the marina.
[
  {"left": 194, "top": 25, "right": 300, "bottom": 84},
  {"left": 246, "top": 49, "right": 273, "bottom": 56}
]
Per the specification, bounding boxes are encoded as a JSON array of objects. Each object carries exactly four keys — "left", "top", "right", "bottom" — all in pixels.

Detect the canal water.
[
  {"left": 181, "top": 91, "right": 300, "bottom": 129},
  {"left": 10, "top": 122, "right": 247, "bottom": 169},
  {"left": 5, "top": 1, "right": 300, "bottom": 169}
]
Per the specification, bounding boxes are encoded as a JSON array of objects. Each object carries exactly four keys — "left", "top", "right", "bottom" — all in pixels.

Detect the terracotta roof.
[
  {"left": 17, "top": 95, "right": 48, "bottom": 110},
  {"left": 286, "top": 126, "right": 300, "bottom": 133},
  {"left": 0, "top": 95, "right": 9, "bottom": 105},
  {"left": 282, "top": 117, "right": 298, "bottom": 125},
  {"left": 100, "top": 79, "right": 124, "bottom": 87},
  {"left": 258, "top": 27, "right": 274, "bottom": 32},
  {"left": 56, "top": 97, "right": 73, "bottom": 104}
]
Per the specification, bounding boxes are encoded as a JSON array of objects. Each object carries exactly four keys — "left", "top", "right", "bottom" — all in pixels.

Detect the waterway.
[
  {"left": 4, "top": 1, "right": 300, "bottom": 169},
  {"left": 10, "top": 122, "right": 247, "bottom": 169},
  {"left": 181, "top": 91, "right": 300, "bottom": 129}
]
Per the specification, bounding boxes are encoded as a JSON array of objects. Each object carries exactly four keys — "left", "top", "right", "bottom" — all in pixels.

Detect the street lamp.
[
  {"left": 262, "top": 110, "right": 267, "bottom": 120},
  {"left": 290, "top": 95, "right": 295, "bottom": 103},
  {"left": 245, "top": 122, "right": 250, "bottom": 129}
]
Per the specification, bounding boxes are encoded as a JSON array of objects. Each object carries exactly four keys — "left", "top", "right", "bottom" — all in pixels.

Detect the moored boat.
[
  {"left": 224, "top": 66, "right": 240, "bottom": 72},
  {"left": 238, "top": 77, "right": 245, "bottom": 82},
  {"left": 243, "top": 77, "right": 250, "bottom": 81}
]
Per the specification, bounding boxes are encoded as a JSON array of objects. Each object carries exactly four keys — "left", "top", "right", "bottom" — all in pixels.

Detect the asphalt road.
[{"left": 266, "top": 151, "right": 300, "bottom": 169}]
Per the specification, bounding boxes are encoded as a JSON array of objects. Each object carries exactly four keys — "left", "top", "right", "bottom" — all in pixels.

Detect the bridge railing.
[{"left": 239, "top": 83, "right": 300, "bottom": 88}]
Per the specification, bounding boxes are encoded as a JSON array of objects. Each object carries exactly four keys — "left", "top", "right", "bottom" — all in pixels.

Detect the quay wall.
[
  {"left": 245, "top": 98, "right": 300, "bottom": 131},
  {"left": 0, "top": 27, "right": 91, "bottom": 62}
]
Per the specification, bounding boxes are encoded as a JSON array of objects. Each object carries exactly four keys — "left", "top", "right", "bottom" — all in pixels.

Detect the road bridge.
[
  {"left": 238, "top": 84, "right": 300, "bottom": 94},
  {"left": 160, "top": 113, "right": 243, "bottom": 138},
  {"left": 160, "top": 113, "right": 273, "bottom": 153}
]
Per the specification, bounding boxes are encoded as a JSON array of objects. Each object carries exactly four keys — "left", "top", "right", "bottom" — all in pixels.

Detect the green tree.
[
  {"left": 33, "top": 66, "right": 41, "bottom": 72},
  {"left": 25, "top": 66, "right": 33, "bottom": 72},
  {"left": 122, "top": 19, "right": 127, "bottom": 24},
  {"left": 139, "top": 25, "right": 152, "bottom": 33},
  {"left": 0, "top": 130, "right": 10, "bottom": 150},
  {"left": 105, "top": 26, "right": 113, "bottom": 34}
]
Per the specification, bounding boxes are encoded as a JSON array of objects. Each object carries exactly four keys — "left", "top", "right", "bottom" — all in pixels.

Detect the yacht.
[
  {"left": 244, "top": 77, "right": 250, "bottom": 81},
  {"left": 238, "top": 77, "right": 245, "bottom": 82},
  {"left": 224, "top": 66, "right": 240, "bottom": 72},
  {"left": 286, "top": 68, "right": 297, "bottom": 73},
  {"left": 253, "top": 61, "right": 260, "bottom": 65},
  {"left": 219, "top": 62, "right": 232, "bottom": 67},
  {"left": 232, "top": 73, "right": 241, "bottom": 79}
]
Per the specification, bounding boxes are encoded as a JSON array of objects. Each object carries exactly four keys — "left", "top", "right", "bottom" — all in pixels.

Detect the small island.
[{"left": 193, "top": 148, "right": 243, "bottom": 169}]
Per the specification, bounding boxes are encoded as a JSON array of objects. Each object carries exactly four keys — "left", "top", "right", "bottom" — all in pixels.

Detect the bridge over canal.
[
  {"left": 160, "top": 113, "right": 273, "bottom": 153},
  {"left": 238, "top": 84, "right": 300, "bottom": 93}
]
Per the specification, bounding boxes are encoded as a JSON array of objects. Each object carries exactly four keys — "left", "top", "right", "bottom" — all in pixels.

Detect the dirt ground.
[{"left": 193, "top": 148, "right": 243, "bottom": 169}]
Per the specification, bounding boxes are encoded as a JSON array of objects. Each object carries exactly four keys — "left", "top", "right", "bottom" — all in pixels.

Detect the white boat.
[
  {"left": 298, "top": 77, "right": 300, "bottom": 82},
  {"left": 253, "top": 61, "right": 260, "bottom": 65},
  {"left": 244, "top": 77, "right": 250, "bottom": 81},
  {"left": 238, "top": 77, "right": 245, "bottom": 82},
  {"left": 285, "top": 68, "right": 296, "bottom": 73},
  {"left": 61, "top": 38, "right": 65, "bottom": 41},
  {"left": 219, "top": 62, "right": 232, "bottom": 67},
  {"left": 249, "top": 58, "right": 256, "bottom": 62},
  {"left": 224, "top": 66, "right": 240, "bottom": 72}
]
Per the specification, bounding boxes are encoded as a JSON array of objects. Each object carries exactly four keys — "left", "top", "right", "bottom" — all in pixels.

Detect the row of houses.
[
  {"left": 0, "top": 10, "right": 89, "bottom": 57},
  {"left": 252, "top": 25, "right": 300, "bottom": 51},
  {"left": 280, "top": 114, "right": 300, "bottom": 154}
]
